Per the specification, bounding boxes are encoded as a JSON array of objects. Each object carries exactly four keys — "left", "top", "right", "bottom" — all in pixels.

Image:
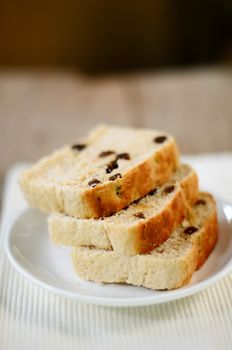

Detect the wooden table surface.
[{"left": 1, "top": 67, "right": 232, "bottom": 178}]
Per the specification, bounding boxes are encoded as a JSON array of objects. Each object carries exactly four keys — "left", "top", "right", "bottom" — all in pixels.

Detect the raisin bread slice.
[
  {"left": 49, "top": 164, "right": 198, "bottom": 255},
  {"left": 71, "top": 193, "right": 218, "bottom": 290},
  {"left": 20, "top": 125, "right": 179, "bottom": 218}
]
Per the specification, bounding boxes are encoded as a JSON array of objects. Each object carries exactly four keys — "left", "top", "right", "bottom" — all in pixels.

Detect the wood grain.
[{"left": 1, "top": 68, "right": 232, "bottom": 176}]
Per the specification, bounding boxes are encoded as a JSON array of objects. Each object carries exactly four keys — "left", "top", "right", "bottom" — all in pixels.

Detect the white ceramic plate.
[{"left": 5, "top": 198, "right": 232, "bottom": 307}]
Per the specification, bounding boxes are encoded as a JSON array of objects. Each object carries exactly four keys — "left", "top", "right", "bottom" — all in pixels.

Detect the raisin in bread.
[
  {"left": 20, "top": 125, "right": 179, "bottom": 218},
  {"left": 71, "top": 193, "right": 218, "bottom": 290},
  {"left": 49, "top": 164, "right": 198, "bottom": 255}
]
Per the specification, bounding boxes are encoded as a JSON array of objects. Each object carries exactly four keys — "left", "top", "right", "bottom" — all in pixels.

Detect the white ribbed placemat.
[{"left": 1, "top": 154, "right": 232, "bottom": 350}]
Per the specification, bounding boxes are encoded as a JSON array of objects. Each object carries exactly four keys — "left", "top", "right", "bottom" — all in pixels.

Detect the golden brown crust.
[
  {"left": 180, "top": 169, "right": 199, "bottom": 205},
  {"left": 131, "top": 165, "right": 199, "bottom": 254},
  {"left": 195, "top": 195, "right": 218, "bottom": 269},
  {"left": 135, "top": 190, "right": 187, "bottom": 254},
  {"left": 84, "top": 140, "right": 179, "bottom": 218}
]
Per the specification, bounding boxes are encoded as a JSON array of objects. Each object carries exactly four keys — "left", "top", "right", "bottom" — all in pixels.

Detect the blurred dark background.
[
  {"left": 0, "top": 0, "right": 232, "bottom": 180},
  {"left": 0, "top": 0, "right": 232, "bottom": 72}
]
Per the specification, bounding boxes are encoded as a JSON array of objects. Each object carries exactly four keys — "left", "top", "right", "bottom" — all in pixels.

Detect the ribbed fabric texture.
[{"left": 1, "top": 158, "right": 232, "bottom": 350}]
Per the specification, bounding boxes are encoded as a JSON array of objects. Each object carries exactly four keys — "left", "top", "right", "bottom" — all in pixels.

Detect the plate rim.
[{"left": 5, "top": 199, "right": 232, "bottom": 307}]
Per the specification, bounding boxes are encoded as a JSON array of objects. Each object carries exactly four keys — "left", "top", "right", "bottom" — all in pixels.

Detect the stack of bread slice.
[{"left": 20, "top": 125, "right": 218, "bottom": 290}]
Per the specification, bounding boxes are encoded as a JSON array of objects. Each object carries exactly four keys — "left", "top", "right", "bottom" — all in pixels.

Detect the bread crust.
[
  {"left": 135, "top": 190, "right": 187, "bottom": 254},
  {"left": 20, "top": 133, "right": 179, "bottom": 218},
  {"left": 193, "top": 194, "right": 218, "bottom": 269},
  {"left": 49, "top": 165, "right": 198, "bottom": 255},
  {"left": 84, "top": 140, "right": 179, "bottom": 218}
]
